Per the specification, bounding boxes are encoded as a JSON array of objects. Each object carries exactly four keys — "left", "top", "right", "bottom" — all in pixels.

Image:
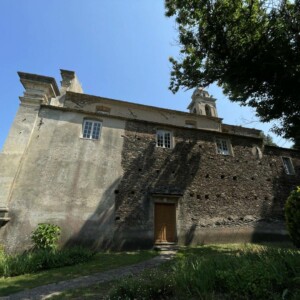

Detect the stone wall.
[
  {"left": 1, "top": 107, "right": 125, "bottom": 252},
  {"left": 3, "top": 71, "right": 298, "bottom": 252},
  {"left": 114, "top": 120, "right": 300, "bottom": 248},
  {"left": 1, "top": 107, "right": 299, "bottom": 252}
]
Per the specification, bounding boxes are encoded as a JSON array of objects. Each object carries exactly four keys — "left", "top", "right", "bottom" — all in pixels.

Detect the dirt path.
[{"left": 2, "top": 251, "right": 176, "bottom": 300}]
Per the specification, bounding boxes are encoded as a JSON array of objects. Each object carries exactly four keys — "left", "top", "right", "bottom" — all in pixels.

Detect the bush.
[
  {"left": 0, "top": 247, "right": 94, "bottom": 277},
  {"left": 31, "top": 223, "right": 61, "bottom": 250},
  {"left": 285, "top": 187, "right": 300, "bottom": 248}
]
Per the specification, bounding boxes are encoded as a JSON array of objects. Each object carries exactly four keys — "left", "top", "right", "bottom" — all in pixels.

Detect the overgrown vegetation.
[
  {"left": 0, "top": 250, "right": 157, "bottom": 296},
  {"left": 0, "top": 246, "right": 94, "bottom": 277},
  {"left": 108, "top": 244, "right": 300, "bottom": 300},
  {"left": 285, "top": 186, "right": 300, "bottom": 248},
  {"left": 31, "top": 223, "right": 61, "bottom": 250},
  {"left": 108, "top": 268, "right": 174, "bottom": 300},
  {"left": 0, "top": 224, "right": 94, "bottom": 278},
  {"left": 165, "top": 0, "right": 300, "bottom": 145}
]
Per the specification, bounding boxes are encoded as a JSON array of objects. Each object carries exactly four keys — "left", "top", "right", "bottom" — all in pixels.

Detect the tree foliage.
[
  {"left": 260, "top": 132, "right": 277, "bottom": 146},
  {"left": 165, "top": 0, "right": 300, "bottom": 144},
  {"left": 292, "top": 139, "right": 300, "bottom": 149}
]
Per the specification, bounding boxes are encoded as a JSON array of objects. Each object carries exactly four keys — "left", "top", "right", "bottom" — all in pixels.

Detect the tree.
[
  {"left": 260, "top": 132, "right": 277, "bottom": 146},
  {"left": 292, "top": 139, "right": 300, "bottom": 149},
  {"left": 165, "top": 0, "right": 300, "bottom": 145}
]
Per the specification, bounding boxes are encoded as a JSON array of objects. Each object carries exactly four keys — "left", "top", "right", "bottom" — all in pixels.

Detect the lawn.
[
  {"left": 0, "top": 250, "right": 157, "bottom": 296},
  {"left": 50, "top": 243, "right": 300, "bottom": 300}
]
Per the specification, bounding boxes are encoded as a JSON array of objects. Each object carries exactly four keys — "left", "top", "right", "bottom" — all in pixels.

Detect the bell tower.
[{"left": 187, "top": 87, "right": 218, "bottom": 117}]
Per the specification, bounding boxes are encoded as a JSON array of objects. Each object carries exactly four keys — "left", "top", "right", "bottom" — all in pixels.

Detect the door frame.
[{"left": 151, "top": 194, "right": 180, "bottom": 244}]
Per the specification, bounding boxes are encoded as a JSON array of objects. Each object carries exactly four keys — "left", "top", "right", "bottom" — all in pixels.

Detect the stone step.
[{"left": 153, "top": 244, "right": 179, "bottom": 251}]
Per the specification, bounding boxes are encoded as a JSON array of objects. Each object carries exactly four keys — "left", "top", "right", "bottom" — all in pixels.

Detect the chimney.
[{"left": 60, "top": 70, "right": 83, "bottom": 94}]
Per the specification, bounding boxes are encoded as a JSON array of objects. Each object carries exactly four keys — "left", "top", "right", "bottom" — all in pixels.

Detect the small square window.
[
  {"left": 156, "top": 130, "right": 172, "bottom": 148},
  {"left": 82, "top": 119, "right": 102, "bottom": 140},
  {"left": 216, "top": 138, "right": 231, "bottom": 155},
  {"left": 282, "top": 157, "right": 295, "bottom": 175}
]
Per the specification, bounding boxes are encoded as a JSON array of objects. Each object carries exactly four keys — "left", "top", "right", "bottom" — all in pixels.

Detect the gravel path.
[{"left": 1, "top": 251, "right": 176, "bottom": 300}]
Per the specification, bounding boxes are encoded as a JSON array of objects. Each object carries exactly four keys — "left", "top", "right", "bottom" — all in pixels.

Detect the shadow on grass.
[
  {"left": 177, "top": 244, "right": 244, "bottom": 258},
  {"left": 108, "top": 244, "right": 300, "bottom": 300},
  {"left": 0, "top": 251, "right": 157, "bottom": 297}
]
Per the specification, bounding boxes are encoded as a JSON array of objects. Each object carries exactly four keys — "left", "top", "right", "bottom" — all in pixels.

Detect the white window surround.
[
  {"left": 282, "top": 157, "right": 295, "bottom": 175},
  {"left": 216, "top": 138, "right": 232, "bottom": 155},
  {"left": 82, "top": 119, "right": 102, "bottom": 140},
  {"left": 156, "top": 130, "right": 173, "bottom": 149}
]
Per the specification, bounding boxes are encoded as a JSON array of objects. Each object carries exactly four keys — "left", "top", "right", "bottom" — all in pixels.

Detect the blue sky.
[{"left": 0, "top": 0, "right": 292, "bottom": 150}]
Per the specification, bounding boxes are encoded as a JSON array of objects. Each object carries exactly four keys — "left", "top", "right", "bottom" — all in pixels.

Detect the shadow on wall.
[
  {"left": 113, "top": 134, "right": 202, "bottom": 250},
  {"left": 64, "top": 123, "right": 300, "bottom": 250},
  {"left": 251, "top": 147, "right": 300, "bottom": 244},
  {"left": 65, "top": 122, "right": 202, "bottom": 250},
  {"left": 64, "top": 178, "right": 120, "bottom": 250},
  {"left": 184, "top": 223, "right": 197, "bottom": 245}
]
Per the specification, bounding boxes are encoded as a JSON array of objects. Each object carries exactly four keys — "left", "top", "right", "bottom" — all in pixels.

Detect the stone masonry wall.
[{"left": 114, "top": 120, "right": 300, "bottom": 248}]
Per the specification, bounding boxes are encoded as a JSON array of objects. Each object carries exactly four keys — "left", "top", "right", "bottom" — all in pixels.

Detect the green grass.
[
  {"left": 106, "top": 243, "right": 300, "bottom": 300},
  {"left": 47, "top": 243, "right": 299, "bottom": 300},
  {"left": 0, "top": 247, "right": 94, "bottom": 277},
  {"left": 4, "top": 244, "right": 298, "bottom": 299},
  {"left": 0, "top": 250, "right": 157, "bottom": 297},
  {"left": 171, "top": 244, "right": 300, "bottom": 299}
]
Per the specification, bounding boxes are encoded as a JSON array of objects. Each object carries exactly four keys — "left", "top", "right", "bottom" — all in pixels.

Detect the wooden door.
[{"left": 154, "top": 203, "right": 176, "bottom": 243}]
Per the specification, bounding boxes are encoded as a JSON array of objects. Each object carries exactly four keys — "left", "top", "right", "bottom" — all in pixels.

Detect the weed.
[{"left": 0, "top": 247, "right": 94, "bottom": 277}]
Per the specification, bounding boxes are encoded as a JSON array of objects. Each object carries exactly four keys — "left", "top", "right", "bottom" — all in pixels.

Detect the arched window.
[
  {"left": 205, "top": 104, "right": 212, "bottom": 116},
  {"left": 193, "top": 108, "right": 197, "bottom": 114}
]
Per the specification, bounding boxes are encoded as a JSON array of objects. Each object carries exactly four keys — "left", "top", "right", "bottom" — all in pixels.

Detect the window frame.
[
  {"left": 281, "top": 157, "right": 295, "bottom": 175},
  {"left": 82, "top": 119, "right": 102, "bottom": 140},
  {"left": 156, "top": 130, "right": 173, "bottom": 149},
  {"left": 215, "top": 138, "right": 232, "bottom": 156}
]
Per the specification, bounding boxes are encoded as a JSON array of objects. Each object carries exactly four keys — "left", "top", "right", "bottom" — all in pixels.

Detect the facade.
[{"left": 0, "top": 70, "right": 299, "bottom": 252}]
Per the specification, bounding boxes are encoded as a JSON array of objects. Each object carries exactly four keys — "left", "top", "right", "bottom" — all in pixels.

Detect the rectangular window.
[
  {"left": 282, "top": 157, "right": 295, "bottom": 175},
  {"left": 185, "top": 120, "right": 197, "bottom": 128},
  {"left": 82, "top": 119, "right": 102, "bottom": 140},
  {"left": 156, "top": 130, "right": 172, "bottom": 148},
  {"left": 216, "top": 138, "right": 231, "bottom": 155},
  {"left": 96, "top": 105, "right": 111, "bottom": 114}
]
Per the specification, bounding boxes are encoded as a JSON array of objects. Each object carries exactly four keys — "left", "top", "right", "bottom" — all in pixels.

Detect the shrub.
[
  {"left": 0, "top": 247, "right": 94, "bottom": 277},
  {"left": 285, "top": 187, "right": 300, "bottom": 248},
  {"left": 31, "top": 223, "right": 61, "bottom": 250}
]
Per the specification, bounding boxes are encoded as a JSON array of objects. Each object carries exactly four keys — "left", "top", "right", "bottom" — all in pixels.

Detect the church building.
[{"left": 0, "top": 70, "right": 299, "bottom": 252}]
